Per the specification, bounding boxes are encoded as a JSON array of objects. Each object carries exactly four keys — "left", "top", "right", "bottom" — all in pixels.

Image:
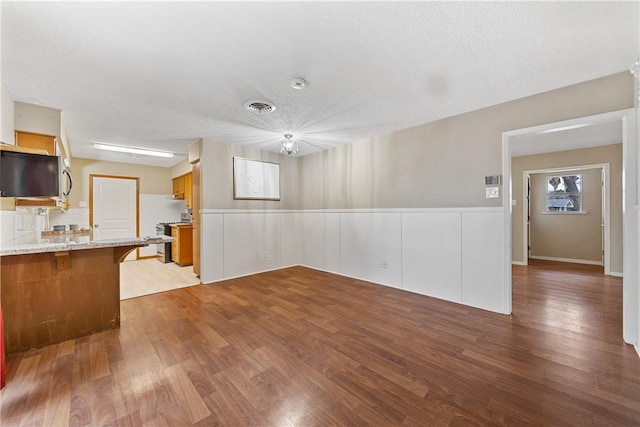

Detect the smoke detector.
[
  {"left": 290, "top": 77, "right": 307, "bottom": 90},
  {"left": 244, "top": 100, "right": 276, "bottom": 114}
]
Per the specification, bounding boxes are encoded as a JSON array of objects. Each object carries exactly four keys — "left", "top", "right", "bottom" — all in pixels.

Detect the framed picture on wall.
[{"left": 233, "top": 157, "right": 280, "bottom": 201}]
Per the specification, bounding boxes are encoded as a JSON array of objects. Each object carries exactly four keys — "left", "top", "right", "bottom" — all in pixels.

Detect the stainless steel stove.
[
  {"left": 156, "top": 214, "right": 191, "bottom": 263},
  {"left": 156, "top": 222, "right": 173, "bottom": 263}
]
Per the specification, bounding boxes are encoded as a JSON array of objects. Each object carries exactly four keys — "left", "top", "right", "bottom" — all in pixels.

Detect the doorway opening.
[
  {"left": 502, "top": 108, "right": 637, "bottom": 345},
  {"left": 522, "top": 163, "right": 612, "bottom": 275}
]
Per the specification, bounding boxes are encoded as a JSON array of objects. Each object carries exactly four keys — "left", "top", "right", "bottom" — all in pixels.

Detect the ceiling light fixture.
[
  {"left": 290, "top": 77, "right": 306, "bottom": 90},
  {"left": 93, "top": 143, "right": 174, "bottom": 158},
  {"left": 280, "top": 134, "right": 299, "bottom": 156}
]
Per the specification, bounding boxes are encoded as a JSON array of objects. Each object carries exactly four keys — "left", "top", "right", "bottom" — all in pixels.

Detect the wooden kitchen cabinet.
[
  {"left": 171, "top": 224, "right": 193, "bottom": 266},
  {"left": 172, "top": 172, "right": 192, "bottom": 209},
  {"left": 172, "top": 175, "right": 185, "bottom": 198},
  {"left": 15, "top": 130, "right": 56, "bottom": 155},
  {"left": 184, "top": 172, "right": 192, "bottom": 209}
]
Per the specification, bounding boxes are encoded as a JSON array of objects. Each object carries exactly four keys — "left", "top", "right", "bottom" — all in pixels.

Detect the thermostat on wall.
[{"left": 485, "top": 175, "right": 502, "bottom": 186}]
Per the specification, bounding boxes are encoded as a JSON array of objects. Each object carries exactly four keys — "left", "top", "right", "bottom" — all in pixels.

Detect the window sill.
[{"left": 541, "top": 211, "right": 588, "bottom": 215}]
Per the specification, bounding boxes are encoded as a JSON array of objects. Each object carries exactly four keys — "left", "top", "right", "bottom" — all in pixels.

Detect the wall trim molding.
[
  {"left": 512, "top": 261, "right": 527, "bottom": 266},
  {"left": 200, "top": 207, "right": 503, "bottom": 215},
  {"left": 610, "top": 271, "right": 624, "bottom": 277},
  {"left": 529, "top": 255, "right": 603, "bottom": 266},
  {"left": 203, "top": 264, "right": 300, "bottom": 284}
]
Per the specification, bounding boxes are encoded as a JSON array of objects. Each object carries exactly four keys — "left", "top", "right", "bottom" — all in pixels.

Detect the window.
[{"left": 547, "top": 174, "right": 581, "bottom": 212}]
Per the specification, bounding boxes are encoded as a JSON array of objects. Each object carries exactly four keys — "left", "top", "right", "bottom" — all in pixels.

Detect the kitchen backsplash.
[{"left": 1, "top": 194, "right": 185, "bottom": 245}]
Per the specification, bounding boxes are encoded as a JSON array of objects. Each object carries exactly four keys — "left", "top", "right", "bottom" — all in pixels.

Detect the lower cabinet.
[{"left": 171, "top": 225, "right": 193, "bottom": 266}]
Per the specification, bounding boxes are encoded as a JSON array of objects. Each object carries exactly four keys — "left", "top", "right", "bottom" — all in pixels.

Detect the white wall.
[
  {"left": 281, "top": 212, "right": 341, "bottom": 271},
  {"left": 170, "top": 159, "right": 193, "bottom": 179},
  {"left": 138, "top": 194, "right": 185, "bottom": 257},
  {"left": 200, "top": 208, "right": 507, "bottom": 314},
  {"left": 1, "top": 82, "right": 14, "bottom": 144},
  {"left": 340, "top": 212, "right": 402, "bottom": 288},
  {"left": 0, "top": 211, "right": 16, "bottom": 244}
]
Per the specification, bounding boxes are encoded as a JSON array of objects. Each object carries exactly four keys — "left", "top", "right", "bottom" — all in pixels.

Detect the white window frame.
[{"left": 545, "top": 173, "right": 583, "bottom": 214}]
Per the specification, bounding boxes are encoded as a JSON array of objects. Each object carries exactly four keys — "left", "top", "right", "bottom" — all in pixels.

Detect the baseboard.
[
  {"left": 610, "top": 271, "right": 623, "bottom": 277},
  {"left": 636, "top": 344, "right": 640, "bottom": 359},
  {"left": 137, "top": 255, "right": 157, "bottom": 260},
  {"left": 511, "top": 261, "right": 527, "bottom": 266},
  {"left": 201, "top": 264, "right": 301, "bottom": 284},
  {"left": 529, "top": 255, "right": 603, "bottom": 266},
  {"left": 300, "top": 264, "right": 401, "bottom": 289}
]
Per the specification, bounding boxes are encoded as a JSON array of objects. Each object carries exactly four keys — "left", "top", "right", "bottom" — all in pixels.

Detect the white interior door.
[{"left": 91, "top": 176, "right": 138, "bottom": 261}]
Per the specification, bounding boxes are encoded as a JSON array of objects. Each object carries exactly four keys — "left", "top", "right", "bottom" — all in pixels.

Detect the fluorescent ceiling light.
[{"left": 93, "top": 143, "right": 174, "bottom": 158}]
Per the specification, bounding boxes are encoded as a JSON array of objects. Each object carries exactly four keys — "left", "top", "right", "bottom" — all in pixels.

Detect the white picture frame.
[{"left": 233, "top": 157, "right": 280, "bottom": 201}]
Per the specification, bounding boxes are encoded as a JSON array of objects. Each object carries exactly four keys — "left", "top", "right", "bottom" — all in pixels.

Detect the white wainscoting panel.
[
  {"left": 298, "top": 212, "right": 341, "bottom": 272},
  {"left": 223, "top": 213, "right": 281, "bottom": 278},
  {"left": 340, "top": 212, "right": 402, "bottom": 288},
  {"left": 402, "top": 212, "right": 462, "bottom": 303},
  {"left": 280, "top": 213, "right": 302, "bottom": 268},
  {"left": 461, "top": 211, "right": 506, "bottom": 313},
  {"left": 200, "top": 208, "right": 507, "bottom": 314},
  {"left": 201, "top": 213, "right": 223, "bottom": 284}
]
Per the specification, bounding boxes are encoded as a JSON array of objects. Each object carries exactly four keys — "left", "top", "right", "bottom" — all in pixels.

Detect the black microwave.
[{"left": 0, "top": 150, "right": 72, "bottom": 198}]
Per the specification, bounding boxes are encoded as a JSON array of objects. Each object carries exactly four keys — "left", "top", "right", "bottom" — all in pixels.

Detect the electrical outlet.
[
  {"left": 264, "top": 251, "right": 269, "bottom": 259},
  {"left": 378, "top": 260, "right": 388, "bottom": 269}
]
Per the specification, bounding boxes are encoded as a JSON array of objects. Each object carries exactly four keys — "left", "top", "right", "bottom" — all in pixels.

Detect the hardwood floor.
[
  {"left": 120, "top": 258, "right": 200, "bottom": 300},
  {"left": 1, "top": 261, "right": 639, "bottom": 426}
]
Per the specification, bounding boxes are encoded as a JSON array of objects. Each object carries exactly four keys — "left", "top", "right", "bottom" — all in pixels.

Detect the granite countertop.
[{"left": 0, "top": 232, "right": 173, "bottom": 256}]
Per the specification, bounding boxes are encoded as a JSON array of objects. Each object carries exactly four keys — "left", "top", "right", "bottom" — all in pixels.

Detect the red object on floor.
[{"left": 1, "top": 303, "right": 5, "bottom": 389}]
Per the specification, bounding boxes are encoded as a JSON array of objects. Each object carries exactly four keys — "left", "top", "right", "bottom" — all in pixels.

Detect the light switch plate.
[
  {"left": 486, "top": 186, "right": 500, "bottom": 199},
  {"left": 79, "top": 201, "right": 88, "bottom": 208}
]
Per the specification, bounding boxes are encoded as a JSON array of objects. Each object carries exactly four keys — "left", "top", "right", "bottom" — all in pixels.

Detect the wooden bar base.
[{"left": 1, "top": 246, "right": 139, "bottom": 354}]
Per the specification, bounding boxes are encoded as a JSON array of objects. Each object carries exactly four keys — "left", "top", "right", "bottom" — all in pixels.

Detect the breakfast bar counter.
[{"left": 0, "top": 233, "right": 170, "bottom": 354}]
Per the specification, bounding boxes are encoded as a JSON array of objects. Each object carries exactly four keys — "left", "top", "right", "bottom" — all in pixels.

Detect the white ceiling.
[{"left": 2, "top": 1, "right": 638, "bottom": 168}]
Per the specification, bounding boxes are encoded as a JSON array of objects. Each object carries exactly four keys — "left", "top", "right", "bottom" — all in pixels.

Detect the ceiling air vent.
[{"left": 244, "top": 100, "right": 276, "bottom": 114}]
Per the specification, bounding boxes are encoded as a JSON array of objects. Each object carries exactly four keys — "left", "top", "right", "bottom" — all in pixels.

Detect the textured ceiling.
[{"left": 2, "top": 1, "right": 638, "bottom": 167}]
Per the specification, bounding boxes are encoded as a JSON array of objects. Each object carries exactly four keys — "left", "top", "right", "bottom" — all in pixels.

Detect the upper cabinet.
[
  {"left": 184, "top": 172, "right": 192, "bottom": 209},
  {"left": 172, "top": 172, "right": 193, "bottom": 209},
  {"left": 172, "top": 174, "right": 185, "bottom": 199},
  {"left": 15, "top": 130, "right": 56, "bottom": 155}
]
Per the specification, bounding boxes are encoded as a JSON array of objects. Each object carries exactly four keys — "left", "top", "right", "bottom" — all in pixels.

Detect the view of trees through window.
[{"left": 547, "top": 174, "right": 582, "bottom": 212}]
